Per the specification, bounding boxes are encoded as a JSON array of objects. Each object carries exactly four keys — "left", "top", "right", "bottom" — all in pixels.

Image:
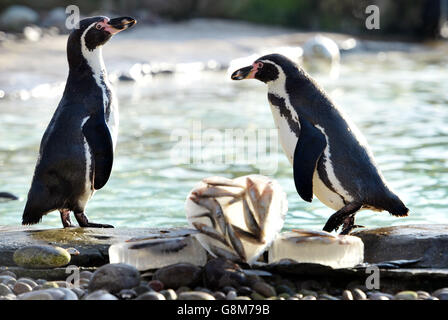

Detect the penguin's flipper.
[
  {"left": 82, "top": 113, "right": 114, "bottom": 190},
  {"left": 293, "top": 118, "right": 326, "bottom": 202}
]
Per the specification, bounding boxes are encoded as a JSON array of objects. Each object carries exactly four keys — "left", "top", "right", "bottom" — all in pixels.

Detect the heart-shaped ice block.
[{"left": 185, "top": 175, "right": 287, "bottom": 264}]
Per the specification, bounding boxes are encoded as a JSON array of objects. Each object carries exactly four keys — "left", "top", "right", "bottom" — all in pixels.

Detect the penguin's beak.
[
  {"left": 104, "top": 17, "right": 137, "bottom": 35},
  {"left": 231, "top": 65, "right": 256, "bottom": 80}
]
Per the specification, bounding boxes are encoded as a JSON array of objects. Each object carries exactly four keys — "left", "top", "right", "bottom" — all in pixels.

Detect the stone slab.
[
  {"left": 0, "top": 226, "right": 199, "bottom": 268},
  {"left": 353, "top": 224, "right": 448, "bottom": 268}
]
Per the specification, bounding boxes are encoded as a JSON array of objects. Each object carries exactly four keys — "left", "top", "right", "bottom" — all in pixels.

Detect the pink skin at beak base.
[{"left": 96, "top": 18, "right": 122, "bottom": 35}]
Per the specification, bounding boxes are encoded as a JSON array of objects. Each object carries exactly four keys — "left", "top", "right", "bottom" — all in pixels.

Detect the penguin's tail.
[
  {"left": 22, "top": 201, "right": 44, "bottom": 225},
  {"left": 382, "top": 192, "right": 409, "bottom": 217}
]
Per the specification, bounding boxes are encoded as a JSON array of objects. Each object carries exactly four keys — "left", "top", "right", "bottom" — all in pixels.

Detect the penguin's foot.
[
  {"left": 60, "top": 209, "right": 75, "bottom": 228},
  {"left": 74, "top": 212, "right": 114, "bottom": 228},
  {"left": 339, "top": 215, "right": 365, "bottom": 235},
  {"left": 323, "top": 203, "right": 362, "bottom": 233}
]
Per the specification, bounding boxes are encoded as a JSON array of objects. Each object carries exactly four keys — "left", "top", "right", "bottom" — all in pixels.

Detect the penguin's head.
[
  {"left": 67, "top": 16, "right": 136, "bottom": 69},
  {"left": 231, "top": 54, "right": 299, "bottom": 84}
]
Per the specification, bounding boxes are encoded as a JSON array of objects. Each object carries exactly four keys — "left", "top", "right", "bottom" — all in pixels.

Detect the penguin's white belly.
[{"left": 269, "top": 103, "right": 345, "bottom": 211}]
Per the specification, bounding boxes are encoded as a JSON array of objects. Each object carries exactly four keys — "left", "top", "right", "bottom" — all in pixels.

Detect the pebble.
[
  {"left": 133, "top": 284, "right": 152, "bottom": 295},
  {"left": 41, "top": 281, "right": 59, "bottom": 289},
  {"left": 178, "top": 291, "right": 216, "bottom": 300},
  {"left": 204, "top": 258, "right": 247, "bottom": 289},
  {"left": 13, "top": 282, "right": 32, "bottom": 295},
  {"left": 433, "top": 288, "right": 448, "bottom": 300},
  {"left": 148, "top": 280, "right": 164, "bottom": 292},
  {"left": 301, "top": 295, "right": 317, "bottom": 300},
  {"left": 417, "top": 290, "right": 431, "bottom": 299},
  {"left": 395, "top": 291, "right": 418, "bottom": 300},
  {"left": 342, "top": 290, "right": 353, "bottom": 300},
  {"left": 250, "top": 292, "right": 266, "bottom": 300},
  {"left": 19, "top": 291, "right": 54, "bottom": 300},
  {"left": 319, "top": 294, "right": 339, "bottom": 300},
  {"left": 276, "top": 284, "right": 295, "bottom": 296},
  {"left": 176, "top": 286, "right": 191, "bottom": 294},
  {"left": 153, "top": 263, "right": 202, "bottom": 289},
  {"left": 300, "top": 280, "right": 322, "bottom": 291},
  {"left": 0, "top": 283, "right": 14, "bottom": 296},
  {"left": 226, "top": 290, "right": 237, "bottom": 300},
  {"left": 118, "top": 289, "right": 137, "bottom": 300},
  {"left": 135, "top": 292, "right": 166, "bottom": 300},
  {"left": 71, "top": 288, "right": 85, "bottom": 299},
  {"left": 221, "top": 286, "right": 236, "bottom": 294},
  {"left": 0, "top": 271, "right": 16, "bottom": 279},
  {"left": 17, "top": 278, "right": 37, "bottom": 288},
  {"left": 36, "top": 279, "right": 47, "bottom": 285},
  {"left": 13, "top": 245, "right": 71, "bottom": 269},
  {"left": 0, "top": 275, "right": 16, "bottom": 286},
  {"left": 278, "top": 293, "right": 290, "bottom": 299},
  {"left": 352, "top": 288, "right": 367, "bottom": 300},
  {"left": 89, "top": 263, "right": 140, "bottom": 294},
  {"left": 237, "top": 286, "right": 252, "bottom": 296},
  {"left": 84, "top": 290, "right": 118, "bottom": 300},
  {"left": 79, "top": 271, "right": 93, "bottom": 280},
  {"left": 160, "top": 289, "right": 177, "bottom": 300},
  {"left": 299, "top": 289, "right": 318, "bottom": 297},
  {"left": 235, "top": 296, "right": 251, "bottom": 300},
  {"left": 56, "top": 288, "right": 78, "bottom": 300},
  {"left": 213, "top": 291, "right": 226, "bottom": 300},
  {"left": 252, "top": 281, "right": 276, "bottom": 298}
]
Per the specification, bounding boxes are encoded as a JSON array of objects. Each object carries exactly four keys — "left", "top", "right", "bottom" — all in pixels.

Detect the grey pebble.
[
  {"left": 118, "top": 289, "right": 137, "bottom": 300},
  {"left": 213, "top": 291, "right": 226, "bottom": 300},
  {"left": 319, "top": 294, "right": 339, "bottom": 300},
  {"left": 301, "top": 295, "right": 316, "bottom": 300},
  {"left": 0, "top": 271, "right": 16, "bottom": 279},
  {"left": 0, "top": 275, "right": 16, "bottom": 286},
  {"left": 352, "top": 288, "right": 367, "bottom": 300},
  {"left": 89, "top": 263, "right": 140, "bottom": 294},
  {"left": 395, "top": 291, "right": 418, "bottom": 300},
  {"left": 17, "top": 278, "right": 37, "bottom": 288},
  {"left": 79, "top": 271, "right": 93, "bottom": 280},
  {"left": 0, "top": 283, "right": 14, "bottom": 296},
  {"left": 13, "top": 282, "right": 32, "bottom": 295},
  {"left": 135, "top": 291, "right": 166, "bottom": 300},
  {"left": 84, "top": 290, "right": 118, "bottom": 300},
  {"left": 133, "top": 285, "right": 152, "bottom": 296},
  {"left": 71, "top": 287, "right": 85, "bottom": 299},
  {"left": 178, "top": 291, "right": 216, "bottom": 300},
  {"left": 342, "top": 290, "right": 353, "bottom": 300},
  {"left": 234, "top": 296, "right": 251, "bottom": 300},
  {"left": 226, "top": 290, "right": 237, "bottom": 300},
  {"left": 252, "top": 281, "right": 276, "bottom": 298},
  {"left": 160, "top": 289, "right": 177, "bottom": 300},
  {"left": 433, "top": 288, "right": 448, "bottom": 299},
  {"left": 19, "top": 291, "right": 54, "bottom": 300}
]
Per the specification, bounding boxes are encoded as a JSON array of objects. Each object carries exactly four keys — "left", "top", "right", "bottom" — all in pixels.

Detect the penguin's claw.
[{"left": 74, "top": 212, "right": 114, "bottom": 228}]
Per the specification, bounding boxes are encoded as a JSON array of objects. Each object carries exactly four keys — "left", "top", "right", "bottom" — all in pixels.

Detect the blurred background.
[{"left": 1, "top": 0, "right": 448, "bottom": 230}]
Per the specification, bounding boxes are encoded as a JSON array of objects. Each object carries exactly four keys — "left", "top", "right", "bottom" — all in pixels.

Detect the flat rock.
[
  {"left": 0, "top": 226, "right": 200, "bottom": 267},
  {"left": 13, "top": 245, "right": 71, "bottom": 269},
  {"left": 353, "top": 224, "right": 448, "bottom": 268}
]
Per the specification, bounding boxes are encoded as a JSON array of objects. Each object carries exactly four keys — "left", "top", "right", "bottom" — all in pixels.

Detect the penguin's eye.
[
  {"left": 255, "top": 62, "right": 264, "bottom": 69},
  {"left": 95, "top": 24, "right": 102, "bottom": 30}
]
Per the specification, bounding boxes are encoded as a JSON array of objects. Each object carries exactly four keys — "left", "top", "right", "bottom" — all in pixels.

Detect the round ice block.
[{"left": 268, "top": 229, "right": 364, "bottom": 269}]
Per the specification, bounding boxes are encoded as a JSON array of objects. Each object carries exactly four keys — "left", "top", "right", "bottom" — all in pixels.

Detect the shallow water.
[{"left": 1, "top": 49, "right": 447, "bottom": 230}]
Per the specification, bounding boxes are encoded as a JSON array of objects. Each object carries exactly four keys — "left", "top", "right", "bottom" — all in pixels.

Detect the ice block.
[{"left": 268, "top": 229, "right": 364, "bottom": 269}]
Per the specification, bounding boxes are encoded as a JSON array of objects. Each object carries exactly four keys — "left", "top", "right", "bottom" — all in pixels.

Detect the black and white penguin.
[
  {"left": 231, "top": 54, "right": 409, "bottom": 234},
  {"left": 22, "top": 16, "right": 136, "bottom": 228}
]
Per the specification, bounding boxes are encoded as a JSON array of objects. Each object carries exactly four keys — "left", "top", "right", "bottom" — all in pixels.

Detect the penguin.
[
  {"left": 231, "top": 53, "right": 409, "bottom": 234},
  {"left": 22, "top": 16, "right": 136, "bottom": 228}
]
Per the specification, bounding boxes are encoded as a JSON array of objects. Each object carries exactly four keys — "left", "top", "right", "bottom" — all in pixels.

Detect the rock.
[
  {"left": 0, "top": 275, "right": 16, "bottom": 286},
  {"left": 0, "top": 271, "right": 16, "bottom": 278},
  {"left": 148, "top": 280, "right": 164, "bottom": 291},
  {"left": 237, "top": 286, "right": 252, "bottom": 296},
  {"left": 301, "top": 295, "right": 316, "bottom": 300},
  {"left": 18, "top": 291, "right": 54, "bottom": 300},
  {"left": 0, "top": 294, "right": 17, "bottom": 300},
  {"left": 342, "top": 290, "right": 353, "bottom": 300},
  {"left": 353, "top": 225, "right": 448, "bottom": 268},
  {"left": 278, "top": 293, "right": 291, "bottom": 299},
  {"left": 213, "top": 291, "right": 226, "bottom": 300},
  {"left": 178, "top": 291, "right": 216, "bottom": 300},
  {"left": 17, "top": 278, "right": 37, "bottom": 288},
  {"left": 416, "top": 290, "right": 430, "bottom": 299},
  {"left": 153, "top": 263, "right": 202, "bottom": 289},
  {"left": 369, "top": 293, "right": 390, "bottom": 300},
  {"left": 204, "top": 259, "right": 248, "bottom": 289},
  {"left": 160, "top": 289, "right": 177, "bottom": 300},
  {"left": 54, "top": 288, "right": 78, "bottom": 300},
  {"left": 84, "top": 290, "right": 118, "bottom": 300},
  {"left": 252, "top": 281, "right": 276, "bottom": 298},
  {"left": 226, "top": 290, "right": 237, "bottom": 300},
  {"left": 250, "top": 292, "right": 265, "bottom": 300},
  {"left": 395, "top": 291, "right": 418, "bottom": 300},
  {"left": 0, "top": 5, "right": 39, "bottom": 31},
  {"left": 41, "top": 7, "right": 67, "bottom": 30},
  {"left": 320, "top": 294, "right": 339, "bottom": 300},
  {"left": 135, "top": 292, "right": 166, "bottom": 300},
  {"left": 432, "top": 288, "right": 448, "bottom": 299},
  {"left": 71, "top": 288, "right": 85, "bottom": 299},
  {"left": 13, "top": 282, "right": 32, "bottom": 295},
  {"left": 132, "top": 285, "right": 152, "bottom": 296},
  {"left": 276, "top": 284, "right": 295, "bottom": 296},
  {"left": 88, "top": 263, "right": 140, "bottom": 294},
  {"left": 0, "top": 283, "right": 14, "bottom": 296},
  {"left": 79, "top": 271, "right": 93, "bottom": 280},
  {"left": 352, "top": 288, "right": 367, "bottom": 300},
  {"left": 235, "top": 296, "right": 251, "bottom": 300},
  {"left": 23, "top": 25, "right": 41, "bottom": 42},
  {"left": 118, "top": 289, "right": 137, "bottom": 300},
  {"left": 41, "top": 281, "right": 59, "bottom": 289},
  {"left": 13, "top": 245, "right": 71, "bottom": 269}
]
